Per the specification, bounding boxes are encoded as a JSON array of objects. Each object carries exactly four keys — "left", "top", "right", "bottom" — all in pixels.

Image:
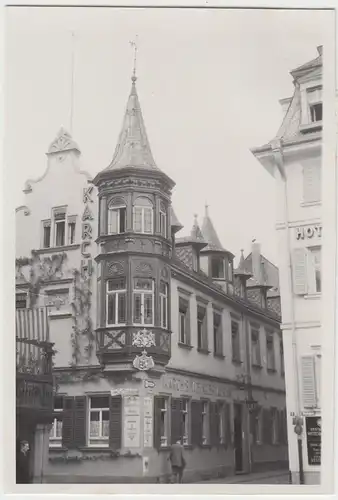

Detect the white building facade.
[{"left": 252, "top": 47, "right": 323, "bottom": 484}]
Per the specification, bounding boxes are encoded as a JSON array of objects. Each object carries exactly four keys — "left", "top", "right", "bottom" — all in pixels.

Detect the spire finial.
[
  {"left": 129, "top": 36, "right": 138, "bottom": 82},
  {"left": 205, "top": 203, "right": 209, "bottom": 216}
]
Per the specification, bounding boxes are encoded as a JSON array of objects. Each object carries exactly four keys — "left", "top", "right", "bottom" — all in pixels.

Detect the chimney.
[{"left": 252, "top": 241, "right": 262, "bottom": 283}]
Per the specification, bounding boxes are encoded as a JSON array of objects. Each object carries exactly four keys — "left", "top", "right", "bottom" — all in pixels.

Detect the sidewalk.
[{"left": 197, "top": 470, "right": 289, "bottom": 484}]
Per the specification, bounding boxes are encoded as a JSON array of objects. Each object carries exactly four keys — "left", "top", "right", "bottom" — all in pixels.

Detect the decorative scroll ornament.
[
  {"left": 133, "top": 350, "right": 155, "bottom": 371},
  {"left": 132, "top": 328, "right": 156, "bottom": 348}
]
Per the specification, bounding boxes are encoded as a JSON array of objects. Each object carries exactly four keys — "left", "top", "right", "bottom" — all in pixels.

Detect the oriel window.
[
  {"left": 133, "top": 277, "right": 154, "bottom": 325},
  {"left": 106, "top": 278, "right": 126, "bottom": 325},
  {"left": 160, "top": 281, "right": 168, "bottom": 329},
  {"left": 159, "top": 202, "right": 167, "bottom": 238},
  {"left": 133, "top": 197, "right": 153, "bottom": 234},
  {"left": 108, "top": 200, "right": 126, "bottom": 235}
]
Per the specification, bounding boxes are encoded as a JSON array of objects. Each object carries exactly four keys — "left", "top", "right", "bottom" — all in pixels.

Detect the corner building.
[
  {"left": 16, "top": 73, "right": 288, "bottom": 483},
  {"left": 252, "top": 47, "right": 323, "bottom": 484}
]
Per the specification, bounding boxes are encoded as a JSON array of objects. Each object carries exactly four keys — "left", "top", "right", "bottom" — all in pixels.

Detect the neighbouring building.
[
  {"left": 15, "top": 70, "right": 288, "bottom": 483},
  {"left": 251, "top": 47, "right": 323, "bottom": 484}
]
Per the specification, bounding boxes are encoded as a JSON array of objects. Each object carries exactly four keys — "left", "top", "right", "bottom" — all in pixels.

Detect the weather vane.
[{"left": 129, "top": 36, "right": 138, "bottom": 79}]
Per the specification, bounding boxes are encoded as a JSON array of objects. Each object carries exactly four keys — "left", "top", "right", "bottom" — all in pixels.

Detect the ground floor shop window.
[
  {"left": 182, "top": 399, "right": 189, "bottom": 446},
  {"left": 88, "top": 396, "right": 110, "bottom": 446},
  {"left": 201, "top": 400, "right": 209, "bottom": 445},
  {"left": 160, "top": 398, "right": 169, "bottom": 447}
]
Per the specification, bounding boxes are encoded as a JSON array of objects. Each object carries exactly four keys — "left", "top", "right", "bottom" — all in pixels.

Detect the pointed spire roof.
[
  {"left": 170, "top": 207, "right": 183, "bottom": 234},
  {"left": 105, "top": 75, "right": 159, "bottom": 172},
  {"left": 191, "top": 214, "right": 205, "bottom": 242},
  {"left": 234, "top": 249, "right": 252, "bottom": 280},
  {"left": 176, "top": 214, "right": 207, "bottom": 249},
  {"left": 201, "top": 204, "right": 225, "bottom": 252}
]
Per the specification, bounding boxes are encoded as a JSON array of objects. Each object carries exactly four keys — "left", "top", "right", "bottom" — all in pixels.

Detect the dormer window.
[
  {"left": 133, "top": 197, "right": 153, "bottom": 234},
  {"left": 211, "top": 256, "right": 225, "bottom": 279},
  {"left": 310, "top": 103, "right": 322, "bottom": 123},
  {"left": 108, "top": 198, "right": 126, "bottom": 235},
  {"left": 227, "top": 259, "right": 233, "bottom": 282}
]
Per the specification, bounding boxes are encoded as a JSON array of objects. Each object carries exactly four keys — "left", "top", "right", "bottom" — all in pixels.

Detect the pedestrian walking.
[{"left": 168, "top": 439, "right": 186, "bottom": 483}]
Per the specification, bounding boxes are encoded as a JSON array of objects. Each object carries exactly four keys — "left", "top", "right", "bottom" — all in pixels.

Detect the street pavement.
[{"left": 197, "top": 470, "right": 289, "bottom": 484}]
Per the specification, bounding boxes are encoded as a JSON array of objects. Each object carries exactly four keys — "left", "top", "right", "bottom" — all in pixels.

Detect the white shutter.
[
  {"left": 292, "top": 248, "right": 308, "bottom": 295},
  {"left": 301, "top": 355, "right": 317, "bottom": 408},
  {"left": 303, "top": 164, "right": 321, "bottom": 203}
]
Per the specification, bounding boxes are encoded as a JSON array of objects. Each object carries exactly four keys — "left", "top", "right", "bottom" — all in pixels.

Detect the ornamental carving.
[
  {"left": 106, "top": 261, "right": 124, "bottom": 277},
  {"left": 132, "top": 329, "right": 156, "bottom": 348},
  {"left": 134, "top": 261, "right": 153, "bottom": 276},
  {"left": 48, "top": 127, "right": 80, "bottom": 154},
  {"left": 161, "top": 267, "right": 169, "bottom": 280},
  {"left": 103, "top": 330, "right": 126, "bottom": 350},
  {"left": 133, "top": 350, "right": 155, "bottom": 371}
]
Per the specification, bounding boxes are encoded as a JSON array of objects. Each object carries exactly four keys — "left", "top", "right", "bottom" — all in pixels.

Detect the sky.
[{"left": 5, "top": 7, "right": 331, "bottom": 265}]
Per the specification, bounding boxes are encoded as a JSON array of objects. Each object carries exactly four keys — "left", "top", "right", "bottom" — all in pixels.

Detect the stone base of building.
[
  {"left": 251, "top": 460, "right": 289, "bottom": 474},
  {"left": 291, "top": 471, "right": 321, "bottom": 485}
]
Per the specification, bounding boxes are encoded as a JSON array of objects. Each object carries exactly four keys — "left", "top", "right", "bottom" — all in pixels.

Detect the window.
[
  {"left": 159, "top": 202, "right": 167, "bottom": 238},
  {"left": 159, "top": 398, "right": 169, "bottom": 447},
  {"left": 211, "top": 256, "right": 225, "bottom": 279},
  {"left": 88, "top": 396, "right": 110, "bottom": 447},
  {"left": 16, "top": 293, "right": 27, "bottom": 309},
  {"left": 160, "top": 282, "right": 168, "bottom": 329},
  {"left": 182, "top": 399, "right": 189, "bottom": 446},
  {"left": 68, "top": 222, "right": 76, "bottom": 245},
  {"left": 309, "top": 247, "right": 321, "bottom": 294},
  {"left": 217, "top": 402, "right": 226, "bottom": 444},
  {"left": 227, "top": 259, "right": 233, "bottom": 282},
  {"left": 54, "top": 209, "right": 66, "bottom": 247},
  {"left": 251, "top": 327, "right": 261, "bottom": 366},
  {"left": 266, "top": 332, "right": 276, "bottom": 371},
  {"left": 280, "top": 339, "right": 285, "bottom": 376},
  {"left": 197, "top": 305, "right": 208, "bottom": 350},
  {"left": 202, "top": 401, "right": 209, "bottom": 445},
  {"left": 133, "top": 197, "right": 153, "bottom": 234},
  {"left": 42, "top": 220, "right": 51, "bottom": 248},
  {"left": 303, "top": 163, "right": 321, "bottom": 203},
  {"left": 106, "top": 278, "right": 126, "bottom": 325},
  {"left": 108, "top": 204, "right": 126, "bottom": 235},
  {"left": 231, "top": 320, "right": 241, "bottom": 362},
  {"left": 49, "top": 396, "right": 63, "bottom": 447},
  {"left": 213, "top": 311, "right": 223, "bottom": 356},
  {"left": 310, "top": 103, "right": 323, "bottom": 123},
  {"left": 178, "top": 297, "right": 190, "bottom": 345},
  {"left": 133, "top": 278, "right": 154, "bottom": 325},
  {"left": 271, "top": 408, "right": 278, "bottom": 444}
]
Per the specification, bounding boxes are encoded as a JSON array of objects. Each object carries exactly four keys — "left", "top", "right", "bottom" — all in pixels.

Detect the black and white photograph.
[{"left": 3, "top": 2, "right": 337, "bottom": 495}]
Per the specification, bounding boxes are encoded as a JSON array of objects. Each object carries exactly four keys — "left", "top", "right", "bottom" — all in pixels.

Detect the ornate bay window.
[
  {"left": 108, "top": 198, "right": 126, "bottom": 235},
  {"left": 160, "top": 281, "right": 168, "bottom": 328},
  {"left": 133, "top": 197, "right": 153, "bottom": 234},
  {"left": 159, "top": 201, "right": 167, "bottom": 238},
  {"left": 133, "top": 277, "right": 154, "bottom": 326},
  {"left": 106, "top": 278, "right": 127, "bottom": 326}
]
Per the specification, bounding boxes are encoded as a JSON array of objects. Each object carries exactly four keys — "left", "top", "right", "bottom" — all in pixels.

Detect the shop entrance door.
[{"left": 234, "top": 403, "right": 244, "bottom": 473}]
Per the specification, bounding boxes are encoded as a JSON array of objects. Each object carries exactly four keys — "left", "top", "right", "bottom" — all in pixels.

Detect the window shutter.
[
  {"left": 62, "top": 396, "right": 75, "bottom": 449},
  {"left": 292, "top": 248, "right": 308, "bottom": 295},
  {"left": 153, "top": 396, "right": 164, "bottom": 450},
  {"left": 303, "top": 164, "right": 321, "bottom": 203},
  {"left": 191, "top": 400, "right": 202, "bottom": 447},
  {"left": 301, "top": 355, "right": 317, "bottom": 408},
  {"left": 171, "top": 398, "right": 182, "bottom": 445},
  {"left": 73, "top": 396, "right": 87, "bottom": 448},
  {"left": 262, "top": 408, "right": 271, "bottom": 445},
  {"left": 209, "top": 402, "right": 219, "bottom": 447},
  {"left": 109, "top": 395, "right": 122, "bottom": 449},
  {"left": 186, "top": 308, "right": 191, "bottom": 345},
  {"left": 224, "top": 402, "right": 232, "bottom": 448}
]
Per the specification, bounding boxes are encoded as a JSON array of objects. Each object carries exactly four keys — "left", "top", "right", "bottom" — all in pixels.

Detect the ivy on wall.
[{"left": 15, "top": 251, "right": 95, "bottom": 366}]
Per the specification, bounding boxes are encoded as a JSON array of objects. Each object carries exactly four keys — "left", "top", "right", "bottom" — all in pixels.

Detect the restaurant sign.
[
  {"left": 162, "top": 374, "right": 232, "bottom": 398},
  {"left": 306, "top": 416, "right": 321, "bottom": 466}
]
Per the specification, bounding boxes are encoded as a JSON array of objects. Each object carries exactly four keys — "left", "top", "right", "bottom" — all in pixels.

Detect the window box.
[
  {"left": 213, "top": 353, "right": 225, "bottom": 360},
  {"left": 252, "top": 363, "right": 263, "bottom": 370},
  {"left": 232, "top": 358, "right": 242, "bottom": 365},
  {"left": 267, "top": 367, "right": 277, "bottom": 374},
  {"left": 197, "top": 348, "right": 210, "bottom": 355}
]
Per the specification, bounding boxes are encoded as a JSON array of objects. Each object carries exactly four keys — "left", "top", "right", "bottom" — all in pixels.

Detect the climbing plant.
[{"left": 70, "top": 268, "right": 95, "bottom": 365}]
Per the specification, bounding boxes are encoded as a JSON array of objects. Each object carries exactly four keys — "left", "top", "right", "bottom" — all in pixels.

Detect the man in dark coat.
[
  {"left": 169, "top": 439, "right": 186, "bottom": 483},
  {"left": 16, "top": 440, "right": 31, "bottom": 484}
]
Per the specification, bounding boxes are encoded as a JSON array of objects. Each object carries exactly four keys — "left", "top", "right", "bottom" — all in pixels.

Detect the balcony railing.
[{"left": 16, "top": 308, "right": 54, "bottom": 414}]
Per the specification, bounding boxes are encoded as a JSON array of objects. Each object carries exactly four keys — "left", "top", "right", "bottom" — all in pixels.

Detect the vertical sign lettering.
[{"left": 81, "top": 185, "right": 94, "bottom": 276}]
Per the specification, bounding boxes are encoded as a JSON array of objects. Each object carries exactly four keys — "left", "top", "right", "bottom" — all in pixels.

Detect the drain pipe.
[{"left": 271, "top": 140, "right": 304, "bottom": 484}]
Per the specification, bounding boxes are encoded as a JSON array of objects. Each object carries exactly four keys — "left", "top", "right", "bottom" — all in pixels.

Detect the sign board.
[
  {"left": 143, "top": 396, "right": 153, "bottom": 447},
  {"left": 306, "top": 417, "right": 321, "bottom": 466},
  {"left": 124, "top": 395, "right": 140, "bottom": 416},
  {"left": 123, "top": 415, "right": 141, "bottom": 448}
]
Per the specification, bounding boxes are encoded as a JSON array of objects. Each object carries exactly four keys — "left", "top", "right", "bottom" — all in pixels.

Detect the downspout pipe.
[{"left": 270, "top": 139, "right": 304, "bottom": 484}]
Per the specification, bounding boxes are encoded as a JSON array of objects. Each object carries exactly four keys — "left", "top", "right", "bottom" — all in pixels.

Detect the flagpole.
[{"left": 70, "top": 31, "right": 75, "bottom": 135}]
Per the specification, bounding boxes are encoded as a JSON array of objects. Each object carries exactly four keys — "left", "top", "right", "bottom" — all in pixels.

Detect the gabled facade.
[
  {"left": 252, "top": 47, "right": 323, "bottom": 485},
  {"left": 16, "top": 72, "right": 288, "bottom": 483}
]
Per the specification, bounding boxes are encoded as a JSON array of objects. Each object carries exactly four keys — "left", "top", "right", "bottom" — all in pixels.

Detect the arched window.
[
  {"left": 159, "top": 202, "right": 167, "bottom": 238},
  {"left": 108, "top": 198, "right": 126, "bottom": 235},
  {"left": 133, "top": 197, "right": 153, "bottom": 234}
]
